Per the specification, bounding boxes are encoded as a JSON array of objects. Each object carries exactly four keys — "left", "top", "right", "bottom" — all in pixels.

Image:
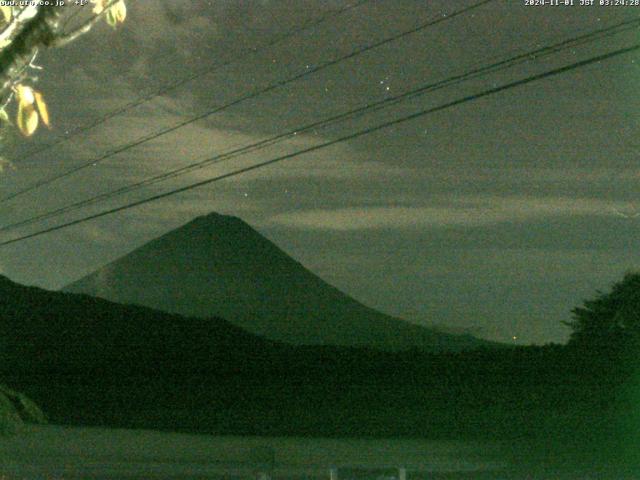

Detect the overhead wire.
[
  {"left": 0, "top": 0, "right": 494, "bottom": 204},
  {"left": 11, "top": 0, "right": 374, "bottom": 165},
  {"left": 0, "top": 16, "right": 637, "bottom": 234},
  {"left": 1, "top": 42, "right": 636, "bottom": 247}
]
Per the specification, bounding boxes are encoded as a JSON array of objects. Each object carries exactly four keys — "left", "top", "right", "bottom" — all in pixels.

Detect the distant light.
[{"left": 512, "top": 336, "right": 518, "bottom": 341}]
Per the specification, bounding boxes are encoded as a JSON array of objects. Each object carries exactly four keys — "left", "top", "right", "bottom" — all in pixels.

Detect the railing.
[
  {"left": 253, "top": 465, "right": 411, "bottom": 479},
  {"left": 249, "top": 446, "right": 409, "bottom": 479}
]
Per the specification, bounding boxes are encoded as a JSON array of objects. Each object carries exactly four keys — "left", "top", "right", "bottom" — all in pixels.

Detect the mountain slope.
[
  {"left": 0, "top": 275, "right": 273, "bottom": 376},
  {"left": 0, "top": 275, "right": 623, "bottom": 443},
  {"left": 0, "top": 275, "right": 288, "bottom": 432},
  {"left": 0, "top": 275, "right": 501, "bottom": 437},
  {"left": 64, "top": 212, "right": 486, "bottom": 351}
]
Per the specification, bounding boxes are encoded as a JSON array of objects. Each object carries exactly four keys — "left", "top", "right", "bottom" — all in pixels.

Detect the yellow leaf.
[
  {"left": 17, "top": 103, "right": 38, "bottom": 137},
  {"left": 0, "top": 6, "right": 11, "bottom": 23},
  {"left": 91, "top": 0, "right": 106, "bottom": 14},
  {"left": 106, "top": 8, "right": 116, "bottom": 27},
  {"left": 106, "top": 0, "right": 126, "bottom": 28},
  {"left": 15, "top": 84, "right": 35, "bottom": 108},
  {"left": 34, "top": 91, "right": 50, "bottom": 128},
  {"left": 113, "top": 0, "right": 126, "bottom": 22}
]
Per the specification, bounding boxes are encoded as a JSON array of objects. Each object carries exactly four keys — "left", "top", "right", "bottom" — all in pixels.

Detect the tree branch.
[
  {"left": 51, "top": 0, "right": 123, "bottom": 48},
  {"left": 0, "top": 5, "right": 40, "bottom": 48},
  {"left": 0, "top": 6, "right": 63, "bottom": 102}
]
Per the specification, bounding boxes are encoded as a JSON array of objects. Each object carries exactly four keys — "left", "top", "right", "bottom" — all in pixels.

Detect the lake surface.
[{"left": 0, "top": 425, "right": 628, "bottom": 479}]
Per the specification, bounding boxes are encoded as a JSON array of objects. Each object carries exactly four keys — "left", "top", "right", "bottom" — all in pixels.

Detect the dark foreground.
[
  {"left": 0, "top": 276, "right": 639, "bottom": 475},
  {"left": 5, "top": 344, "right": 640, "bottom": 477},
  {"left": 1, "top": 424, "right": 637, "bottom": 479}
]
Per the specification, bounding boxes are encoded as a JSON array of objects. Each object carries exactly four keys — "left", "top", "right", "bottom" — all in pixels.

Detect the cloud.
[
  {"left": 59, "top": 90, "right": 408, "bottom": 190},
  {"left": 224, "top": 154, "right": 411, "bottom": 183},
  {"left": 266, "top": 195, "right": 640, "bottom": 230}
]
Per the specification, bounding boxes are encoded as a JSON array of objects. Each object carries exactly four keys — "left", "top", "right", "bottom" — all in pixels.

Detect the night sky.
[{"left": 0, "top": 0, "right": 638, "bottom": 344}]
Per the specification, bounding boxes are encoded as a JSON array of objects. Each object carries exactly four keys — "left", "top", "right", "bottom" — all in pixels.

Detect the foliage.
[
  {"left": 0, "top": 0, "right": 127, "bottom": 434},
  {"left": 0, "top": 1, "right": 127, "bottom": 139},
  {"left": 0, "top": 275, "right": 625, "bottom": 441},
  {"left": 0, "top": 384, "right": 46, "bottom": 435},
  {"left": 565, "top": 272, "right": 640, "bottom": 352},
  {"left": 15, "top": 84, "right": 49, "bottom": 136},
  {"left": 92, "top": 0, "right": 126, "bottom": 28}
]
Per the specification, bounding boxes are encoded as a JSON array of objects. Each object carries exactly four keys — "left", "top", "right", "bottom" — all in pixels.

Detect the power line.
[
  {"left": 1, "top": 42, "right": 636, "bottom": 247},
  {"left": 0, "top": 0, "right": 494, "bottom": 204},
  {"left": 2, "top": 16, "right": 637, "bottom": 235},
  {"left": 13, "top": 0, "right": 373, "bottom": 163}
]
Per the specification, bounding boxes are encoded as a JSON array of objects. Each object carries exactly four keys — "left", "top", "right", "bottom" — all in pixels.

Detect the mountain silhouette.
[
  {"left": 64, "top": 212, "right": 487, "bottom": 351},
  {"left": 0, "top": 274, "right": 272, "bottom": 374},
  {"left": 0, "top": 273, "right": 284, "bottom": 431},
  {"left": 0, "top": 274, "right": 624, "bottom": 443},
  {"left": 0, "top": 274, "right": 522, "bottom": 438},
  {"left": 0, "top": 274, "right": 496, "bottom": 436}
]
